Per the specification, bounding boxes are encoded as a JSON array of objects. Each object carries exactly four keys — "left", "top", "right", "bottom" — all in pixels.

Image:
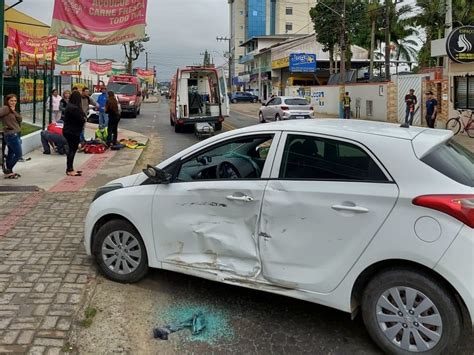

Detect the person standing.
[
  {"left": 97, "top": 87, "right": 108, "bottom": 129},
  {"left": 47, "top": 89, "right": 62, "bottom": 122},
  {"left": 105, "top": 91, "right": 120, "bottom": 146},
  {"left": 80, "top": 87, "right": 98, "bottom": 116},
  {"left": 404, "top": 89, "right": 418, "bottom": 125},
  {"left": 63, "top": 91, "right": 85, "bottom": 176},
  {"left": 343, "top": 92, "right": 351, "bottom": 119},
  {"left": 0, "top": 94, "right": 22, "bottom": 179},
  {"left": 59, "top": 90, "right": 71, "bottom": 121},
  {"left": 425, "top": 91, "right": 438, "bottom": 128}
]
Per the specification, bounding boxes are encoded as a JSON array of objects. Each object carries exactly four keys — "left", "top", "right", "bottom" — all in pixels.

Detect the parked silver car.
[{"left": 259, "top": 96, "right": 314, "bottom": 122}]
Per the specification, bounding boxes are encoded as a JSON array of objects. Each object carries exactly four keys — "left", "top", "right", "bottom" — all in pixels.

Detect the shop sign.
[
  {"left": 60, "top": 70, "right": 81, "bottom": 76},
  {"left": 289, "top": 53, "right": 317, "bottom": 73},
  {"left": 272, "top": 56, "right": 289, "bottom": 69},
  {"left": 446, "top": 26, "right": 474, "bottom": 63}
]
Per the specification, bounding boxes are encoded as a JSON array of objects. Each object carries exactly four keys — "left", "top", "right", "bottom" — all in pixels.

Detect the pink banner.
[
  {"left": 136, "top": 68, "right": 154, "bottom": 83},
  {"left": 89, "top": 60, "right": 113, "bottom": 75},
  {"left": 7, "top": 27, "right": 57, "bottom": 59},
  {"left": 50, "top": 0, "right": 147, "bottom": 45}
]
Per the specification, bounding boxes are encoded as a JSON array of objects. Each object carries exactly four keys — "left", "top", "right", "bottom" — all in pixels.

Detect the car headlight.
[
  {"left": 129, "top": 101, "right": 135, "bottom": 105},
  {"left": 92, "top": 183, "right": 123, "bottom": 202}
]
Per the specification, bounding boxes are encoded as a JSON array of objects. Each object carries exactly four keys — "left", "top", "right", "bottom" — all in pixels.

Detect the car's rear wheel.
[
  {"left": 446, "top": 118, "right": 461, "bottom": 135},
  {"left": 259, "top": 112, "right": 265, "bottom": 123},
  {"left": 93, "top": 220, "right": 148, "bottom": 283},
  {"left": 252, "top": 98, "right": 258, "bottom": 103},
  {"left": 362, "top": 269, "right": 462, "bottom": 354},
  {"left": 231, "top": 99, "right": 237, "bottom": 104}
]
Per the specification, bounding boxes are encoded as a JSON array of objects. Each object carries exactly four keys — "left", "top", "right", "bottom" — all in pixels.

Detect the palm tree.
[{"left": 390, "top": 4, "right": 420, "bottom": 72}]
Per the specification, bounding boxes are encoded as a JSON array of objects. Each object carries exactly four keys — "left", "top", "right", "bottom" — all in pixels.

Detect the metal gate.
[{"left": 397, "top": 74, "right": 424, "bottom": 125}]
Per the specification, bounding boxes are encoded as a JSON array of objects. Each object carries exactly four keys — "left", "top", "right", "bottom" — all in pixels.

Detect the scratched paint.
[{"left": 156, "top": 303, "right": 234, "bottom": 345}]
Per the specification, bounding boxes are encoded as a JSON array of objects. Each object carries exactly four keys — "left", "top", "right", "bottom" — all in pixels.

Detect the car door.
[
  {"left": 152, "top": 132, "right": 281, "bottom": 278},
  {"left": 262, "top": 98, "right": 274, "bottom": 120},
  {"left": 258, "top": 132, "right": 399, "bottom": 292}
]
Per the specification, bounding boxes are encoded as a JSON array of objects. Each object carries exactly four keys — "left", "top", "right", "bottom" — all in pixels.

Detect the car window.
[
  {"left": 274, "top": 98, "right": 282, "bottom": 105},
  {"left": 421, "top": 139, "right": 474, "bottom": 186},
  {"left": 279, "top": 134, "right": 388, "bottom": 182},
  {"left": 285, "top": 98, "right": 308, "bottom": 105},
  {"left": 176, "top": 135, "right": 275, "bottom": 182},
  {"left": 266, "top": 99, "right": 275, "bottom": 106}
]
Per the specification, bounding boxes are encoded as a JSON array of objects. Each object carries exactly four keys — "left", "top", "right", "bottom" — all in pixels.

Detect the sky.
[{"left": 6, "top": 0, "right": 230, "bottom": 81}]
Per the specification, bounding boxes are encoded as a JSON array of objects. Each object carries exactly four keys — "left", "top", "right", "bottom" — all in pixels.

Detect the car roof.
[{"left": 227, "top": 119, "right": 451, "bottom": 141}]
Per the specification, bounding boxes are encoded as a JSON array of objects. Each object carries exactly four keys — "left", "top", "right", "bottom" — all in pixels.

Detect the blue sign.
[{"left": 289, "top": 53, "right": 317, "bottom": 73}]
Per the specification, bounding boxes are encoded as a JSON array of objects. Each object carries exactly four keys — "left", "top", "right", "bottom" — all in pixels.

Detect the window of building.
[
  {"left": 454, "top": 75, "right": 474, "bottom": 109},
  {"left": 240, "top": 10, "right": 244, "bottom": 15},
  {"left": 240, "top": 25, "right": 244, "bottom": 30},
  {"left": 286, "top": 7, "right": 293, "bottom": 15},
  {"left": 285, "top": 23, "right": 293, "bottom": 32},
  {"left": 279, "top": 135, "right": 388, "bottom": 182},
  {"left": 239, "top": 40, "right": 243, "bottom": 44}
]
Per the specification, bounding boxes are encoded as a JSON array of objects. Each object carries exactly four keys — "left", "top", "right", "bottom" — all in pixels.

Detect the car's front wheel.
[
  {"left": 93, "top": 219, "right": 148, "bottom": 283},
  {"left": 362, "top": 269, "right": 462, "bottom": 354}
]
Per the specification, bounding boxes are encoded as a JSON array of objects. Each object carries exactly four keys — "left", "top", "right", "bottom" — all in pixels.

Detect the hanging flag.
[
  {"left": 89, "top": 60, "right": 113, "bottom": 75},
  {"left": 111, "top": 62, "right": 127, "bottom": 75},
  {"left": 7, "top": 27, "right": 57, "bottom": 60},
  {"left": 50, "top": 0, "right": 148, "bottom": 45},
  {"left": 136, "top": 68, "right": 154, "bottom": 83},
  {"left": 56, "top": 44, "right": 82, "bottom": 65}
]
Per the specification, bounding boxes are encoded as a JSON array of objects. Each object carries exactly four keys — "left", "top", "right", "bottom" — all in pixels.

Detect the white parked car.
[
  {"left": 91, "top": 92, "right": 122, "bottom": 116},
  {"left": 85, "top": 119, "right": 473, "bottom": 354},
  {"left": 259, "top": 96, "right": 314, "bottom": 122}
]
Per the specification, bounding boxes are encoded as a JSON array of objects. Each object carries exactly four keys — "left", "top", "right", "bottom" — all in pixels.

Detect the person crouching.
[{"left": 41, "top": 121, "right": 68, "bottom": 155}]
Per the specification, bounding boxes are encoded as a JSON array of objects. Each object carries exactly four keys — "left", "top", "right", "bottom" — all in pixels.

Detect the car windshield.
[
  {"left": 421, "top": 139, "right": 474, "bottom": 186},
  {"left": 107, "top": 83, "right": 137, "bottom": 95},
  {"left": 285, "top": 98, "right": 309, "bottom": 105}
]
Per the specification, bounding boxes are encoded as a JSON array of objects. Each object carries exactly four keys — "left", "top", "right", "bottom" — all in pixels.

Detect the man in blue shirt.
[
  {"left": 425, "top": 91, "right": 438, "bottom": 128},
  {"left": 97, "top": 87, "right": 108, "bottom": 129}
]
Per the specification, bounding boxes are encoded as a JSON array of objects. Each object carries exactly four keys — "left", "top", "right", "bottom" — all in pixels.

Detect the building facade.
[{"left": 229, "top": 0, "right": 315, "bottom": 89}]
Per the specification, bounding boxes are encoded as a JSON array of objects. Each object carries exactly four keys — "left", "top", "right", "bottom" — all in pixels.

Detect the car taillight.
[
  {"left": 310, "top": 106, "right": 314, "bottom": 111},
  {"left": 281, "top": 106, "right": 289, "bottom": 110},
  {"left": 413, "top": 195, "right": 474, "bottom": 228}
]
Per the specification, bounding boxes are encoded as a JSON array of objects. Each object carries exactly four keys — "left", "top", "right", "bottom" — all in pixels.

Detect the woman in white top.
[{"left": 48, "top": 89, "right": 63, "bottom": 122}]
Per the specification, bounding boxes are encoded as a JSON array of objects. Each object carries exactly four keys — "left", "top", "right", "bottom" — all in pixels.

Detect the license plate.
[{"left": 296, "top": 116, "right": 304, "bottom": 119}]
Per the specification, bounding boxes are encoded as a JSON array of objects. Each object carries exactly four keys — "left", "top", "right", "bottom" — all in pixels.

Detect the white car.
[
  {"left": 84, "top": 119, "right": 473, "bottom": 354},
  {"left": 91, "top": 92, "right": 122, "bottom": 116},
  {"left": 259, "top": 96, "right": 314, "bottom": 122}
]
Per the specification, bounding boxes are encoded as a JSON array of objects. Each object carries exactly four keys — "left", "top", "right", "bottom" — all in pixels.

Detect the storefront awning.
[{"left": 4, "top": 7, "right": 50, "bottom": 37}]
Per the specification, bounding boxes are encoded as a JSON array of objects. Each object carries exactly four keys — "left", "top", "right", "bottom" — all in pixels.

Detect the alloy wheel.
[
  {"left": 101, "top": 230, "right": 142, "bottom": 275},
  {"left": 376, "top": 286, "right": 443, "bottom": 352}
]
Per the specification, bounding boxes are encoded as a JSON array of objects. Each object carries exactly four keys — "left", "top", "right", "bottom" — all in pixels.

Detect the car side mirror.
[{"left": 143, "top": 165, "right": 172, "bottom": 184}]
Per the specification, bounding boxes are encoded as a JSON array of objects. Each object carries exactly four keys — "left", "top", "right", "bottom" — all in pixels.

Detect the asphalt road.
[{"left": 75, "top": 98, "right": 471, "bottom": 354}]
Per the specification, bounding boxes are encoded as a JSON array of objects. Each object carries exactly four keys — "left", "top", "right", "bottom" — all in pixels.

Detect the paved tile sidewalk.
[{"left": 0, "top": 192, "right": 96, "bottom": 354}]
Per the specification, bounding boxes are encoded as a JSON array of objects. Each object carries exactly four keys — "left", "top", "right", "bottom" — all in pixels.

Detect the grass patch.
[
  {"left": 81, "top": 307, "right": 98, "bottom": 328},
  {"left": 20, "top": 122, "right": 41, "bottom": 136}
]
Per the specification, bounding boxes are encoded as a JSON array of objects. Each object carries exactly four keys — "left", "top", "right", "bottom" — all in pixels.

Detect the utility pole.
[
  {"left": 216, "top": 36, "right": 232, "bottom": 92},
  {"left": 445, "top": 0, "right": 452, "bottom": 36},
  {"left": 384, "top": 0, "right": 391, "bottom": 81},
  {"left": 145, "top": 52, "right": 148, "bottom": 70},
  {"left": 339, "top": 0, "right": 346, "bottom": 84}
]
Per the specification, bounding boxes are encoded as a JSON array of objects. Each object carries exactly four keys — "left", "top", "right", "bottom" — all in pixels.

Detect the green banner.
[
  {"left": 111, "top": 67, "right": 127, "bottom": 75},
  {"left": 55, "top": 45, "right": 82, "bottom": 66}
]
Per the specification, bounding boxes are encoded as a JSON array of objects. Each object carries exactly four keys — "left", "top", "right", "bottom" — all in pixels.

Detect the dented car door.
[
  {"left": 152, "top": 132, "right": 281, "bottom": 278},
  {"left": 258, "top": 132, "right": 399, "bottom": 292}
]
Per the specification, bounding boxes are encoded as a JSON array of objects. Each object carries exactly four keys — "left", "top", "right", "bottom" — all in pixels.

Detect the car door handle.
[
  {"left": 331, "top": 205, "right": 369, "bottom": 213},
  {"left": 226, "top": 195, "right": 255, "bottom": 202}
]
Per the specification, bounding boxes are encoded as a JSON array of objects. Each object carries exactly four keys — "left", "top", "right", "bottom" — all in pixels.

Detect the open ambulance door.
[{"left": 218, "top": 68, "right": 230, "bottom": 117}]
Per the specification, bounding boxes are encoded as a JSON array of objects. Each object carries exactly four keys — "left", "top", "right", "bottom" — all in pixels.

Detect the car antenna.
[{"left": 400, "top": 123, "right": 410, "bottom": 128}]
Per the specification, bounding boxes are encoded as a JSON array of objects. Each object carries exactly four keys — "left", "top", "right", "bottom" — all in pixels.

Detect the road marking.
[{"left": 223, "top": 121, "right": 236, "bottom": 131}]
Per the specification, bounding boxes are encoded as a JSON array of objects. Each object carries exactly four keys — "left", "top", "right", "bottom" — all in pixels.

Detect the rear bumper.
[
  {"left": 434, "top": 225, "right": 474, "bottom": 327},
  {"left": 283, "top": 114, "right": 313, "bottom": 120},
  {"left": 177, "top": 116, "right": 223, "bottom": 125}
]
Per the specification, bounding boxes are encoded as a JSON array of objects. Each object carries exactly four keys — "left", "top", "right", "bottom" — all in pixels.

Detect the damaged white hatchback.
[{"left": 84, "top": 119, "right": 473, "bottom": 354}]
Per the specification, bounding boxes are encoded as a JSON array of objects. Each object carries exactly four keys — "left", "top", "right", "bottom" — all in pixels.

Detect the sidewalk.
[{"left": 1, "top": 123, "right": 148, "bottom": 192}]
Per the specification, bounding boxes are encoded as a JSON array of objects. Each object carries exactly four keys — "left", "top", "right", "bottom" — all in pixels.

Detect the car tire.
[
  {"left": 93, "top": 219, "right": 148, "bottom": 283},
  {"left": 259, "top": 112, "right": 265, "bottom": 123},
  {"left": 174, "top": 124, "right": 182, "bottom": 133},
  {"left": 231, "top": 99, "right": 237, "bottom": 104},
  {"left": 252, "top": 98, "right": 258, "bottom": 103},
  {"left": 275, "top": 114, "right": 281, "bottom": 121},
  {"left": 130, "top": 111, "right": 137, "bottom": 118},
  {"left": 214, "top": 122, "right": 222, "bottom": 131},
  {"left": 361, "top": 268, "right": 462, "bottom": 354}
]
